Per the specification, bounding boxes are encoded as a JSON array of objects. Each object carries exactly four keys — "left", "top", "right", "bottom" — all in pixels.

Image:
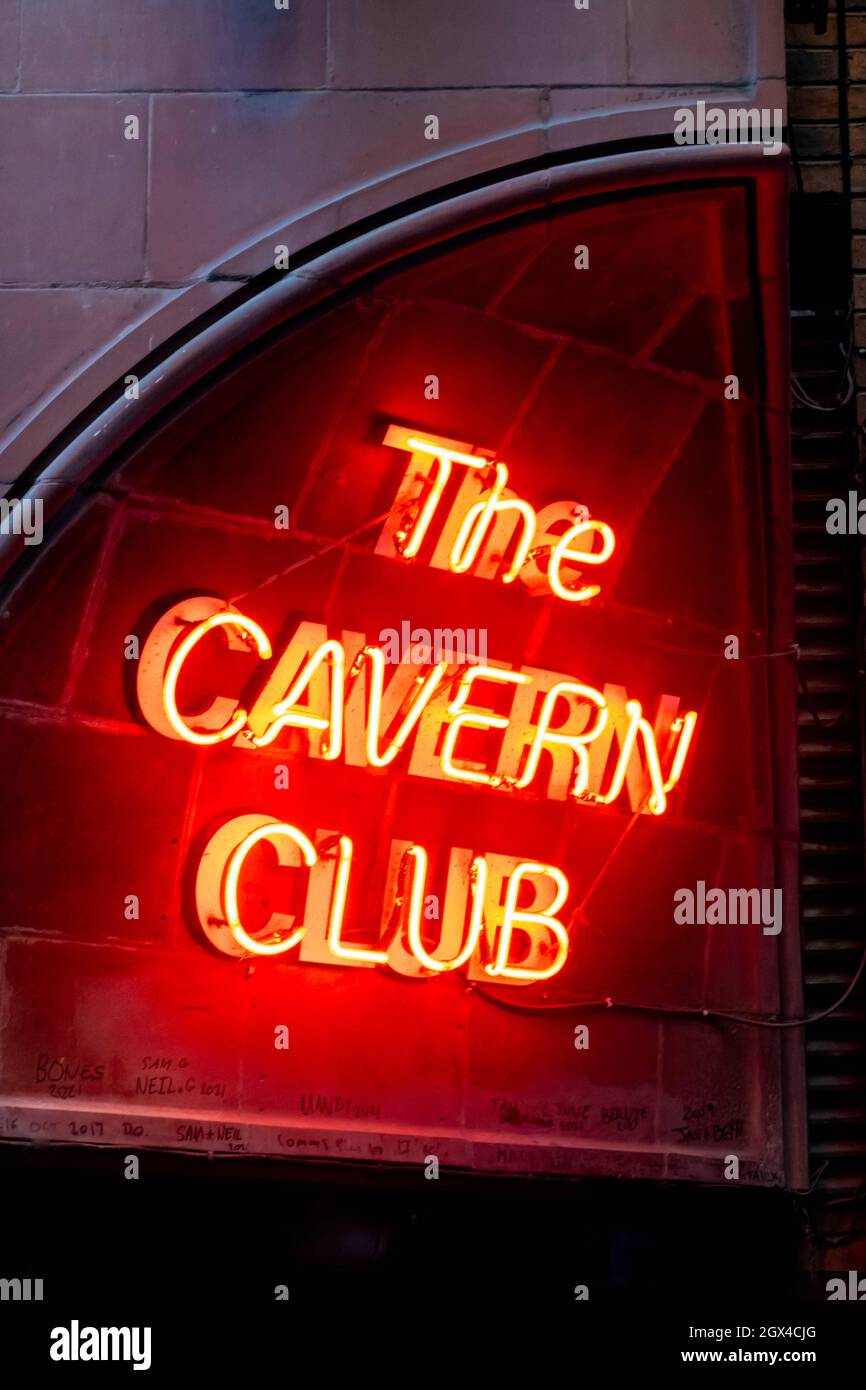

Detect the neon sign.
[
  {"left": 135, "top": 425, "right": 699, "bottom": 985},
  {"left": 376, "top": 424, "right": 617, "bottom": 602},
  {"left": 194, "top": 815, "right": 572, "bottom": 982},
  {"left": 137, "top": 597, "right": 696, "bottom": 811}
]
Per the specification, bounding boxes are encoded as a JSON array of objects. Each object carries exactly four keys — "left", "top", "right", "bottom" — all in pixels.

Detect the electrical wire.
[
  {"left": 228, "top": 499, "right": 415, "bottom": 606},
  {"left": 791, "top": 300, "right": 856, "bottom": 413},
  {"left": 472, "top": 934, "right": 866, "bottom": 1029},
  {"left": 595, "top": 604, "right": 799, "bottom": 662}
]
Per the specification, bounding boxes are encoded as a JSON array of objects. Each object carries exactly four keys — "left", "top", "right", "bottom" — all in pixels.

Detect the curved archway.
[{"left": 0, "top": 145, "right": 805, "bottom": 1188}]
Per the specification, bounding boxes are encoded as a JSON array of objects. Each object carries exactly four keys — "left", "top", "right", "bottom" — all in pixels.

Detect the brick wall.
[
  {"left": 787, "top": 2, "right": 866, "bottom": 348},
  {"left": 0, "top": 0, "right": 785, "bottom": 489},
  {"left": 787, "top": 1, "right": 862, "bottom": 190}
]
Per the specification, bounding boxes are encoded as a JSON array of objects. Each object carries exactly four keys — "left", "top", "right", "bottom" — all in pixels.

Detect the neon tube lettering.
[
  {"left": 597, "top": 699, "right": 694, "bottom": 816},
  {"left": 359, "top": 645, "right": 449, "bottom": 768},
  {"left": 326, "top": 835, "right": 389, "bottom": 964},
  {"left": 397, "top": 436, "right": 488, "bottom": 558},
  {"left": 449, "top": 462, "right": 536, "bottom": 584},
  {"left": 663, "top": 711, "right": 698, "bottom": 792},
  {"left": 252, "top": 638, "right": 345, "bottom": 757},
  {"left": 137, "top": 597, "right": 271, "bottom": 745},
  {"left": 140, "top": 603, "right": 697, "bottom": 816},
  {"left": 487, "top": 862, "right": 571, "bottom": 982},
  {"left": 516, "top": 682, "right": 609, "bottom": 798},
  {"left": 380, "top": 424, "right": 616, "bottom": 602},
  {"left": 401, "top": 845, "right": 488, "bottom": 973},
  {"left": 548, "top": 520, "right": 616, "bottom": 603},
  {"left": 224, "top": 821, "right": 317, "bottom": 956},
  {"left": 442, "top": 666, "right": 532, "bottom": 787}
]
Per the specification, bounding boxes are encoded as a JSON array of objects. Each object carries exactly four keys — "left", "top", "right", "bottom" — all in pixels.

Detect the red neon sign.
[{"left": 136, "top": 426, "right": 699, "bottom": 984}]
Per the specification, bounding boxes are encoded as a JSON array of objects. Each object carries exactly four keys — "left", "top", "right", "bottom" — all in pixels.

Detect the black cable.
[{"left": 472, "top": 933, "right": 866, "bottom": 1029}]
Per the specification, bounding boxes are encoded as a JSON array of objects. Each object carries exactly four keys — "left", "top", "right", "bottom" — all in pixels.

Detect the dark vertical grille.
[
  {"left": 791, "top": 261, "right": 866, "bottom": 1228},
  {"left": 787, "top": 0, "right": 866, "bottom": 1247}
]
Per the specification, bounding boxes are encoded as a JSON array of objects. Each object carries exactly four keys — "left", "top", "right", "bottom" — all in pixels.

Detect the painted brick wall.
[{"left": 0, "top": 0, "right": 785, "bottom": 488}]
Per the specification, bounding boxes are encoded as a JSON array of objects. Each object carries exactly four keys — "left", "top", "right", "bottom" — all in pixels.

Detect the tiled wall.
[{"left": 0, "top": 0, "right": 785, "bottom": 487}]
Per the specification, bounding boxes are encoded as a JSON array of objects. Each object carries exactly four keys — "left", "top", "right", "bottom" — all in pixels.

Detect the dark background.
[{"left": 0, "top": 1142, "right": 805, "bottom": 1303}]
